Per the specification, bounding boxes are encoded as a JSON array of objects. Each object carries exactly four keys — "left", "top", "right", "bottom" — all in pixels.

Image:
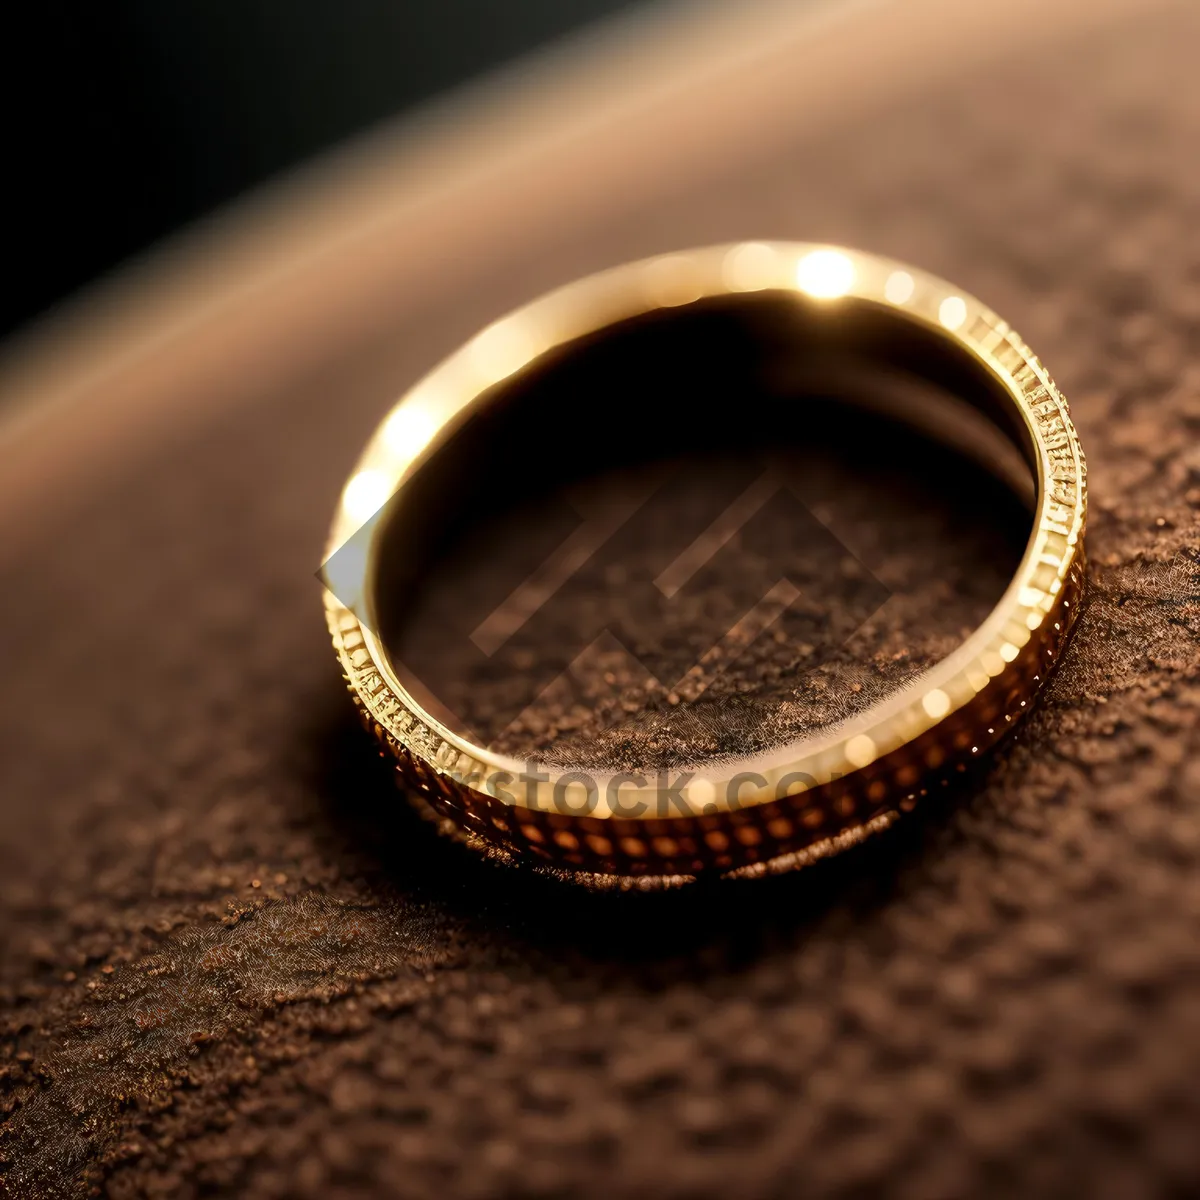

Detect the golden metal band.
[{"left": 323, "top": 243, "right": 1087, "bottom": 882}]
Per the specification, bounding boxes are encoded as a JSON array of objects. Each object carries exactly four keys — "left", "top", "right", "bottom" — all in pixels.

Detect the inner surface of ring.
[{"left": 371, "top": 292, "right": 1035, "bottom": 771}]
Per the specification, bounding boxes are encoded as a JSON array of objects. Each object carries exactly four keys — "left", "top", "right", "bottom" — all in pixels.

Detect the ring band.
[{"left": 323, "top": 243, "right": 1087, "bottom": 882}]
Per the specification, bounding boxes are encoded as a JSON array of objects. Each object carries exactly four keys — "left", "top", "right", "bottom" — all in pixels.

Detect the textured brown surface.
[{"left": 3, "top": 3, "right": 1200, "bottom": 1197}]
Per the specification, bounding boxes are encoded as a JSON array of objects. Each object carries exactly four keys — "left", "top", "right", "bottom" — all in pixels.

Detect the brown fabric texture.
[{"left": 3, "top": 6, "right": 1200, "bottom": 1198}]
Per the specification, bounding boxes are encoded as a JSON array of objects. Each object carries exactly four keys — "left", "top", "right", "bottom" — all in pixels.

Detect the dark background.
[{"left": 2, "top": 0, "right": 649, "bottom": 342}]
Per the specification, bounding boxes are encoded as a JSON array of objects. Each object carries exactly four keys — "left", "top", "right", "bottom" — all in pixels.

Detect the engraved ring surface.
[{"left": 323, "top": 244, "right": 1087, "bottom": 883}]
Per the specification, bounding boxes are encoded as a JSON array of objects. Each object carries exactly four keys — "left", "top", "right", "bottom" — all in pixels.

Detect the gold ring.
[{"left": 322, "top": 243, "right": 1086, "bottom": 883}]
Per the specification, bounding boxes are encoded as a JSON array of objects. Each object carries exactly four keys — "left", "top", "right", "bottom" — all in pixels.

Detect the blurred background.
[{"left": 4, "top": 0, "right": 654, "bottom": 341}]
